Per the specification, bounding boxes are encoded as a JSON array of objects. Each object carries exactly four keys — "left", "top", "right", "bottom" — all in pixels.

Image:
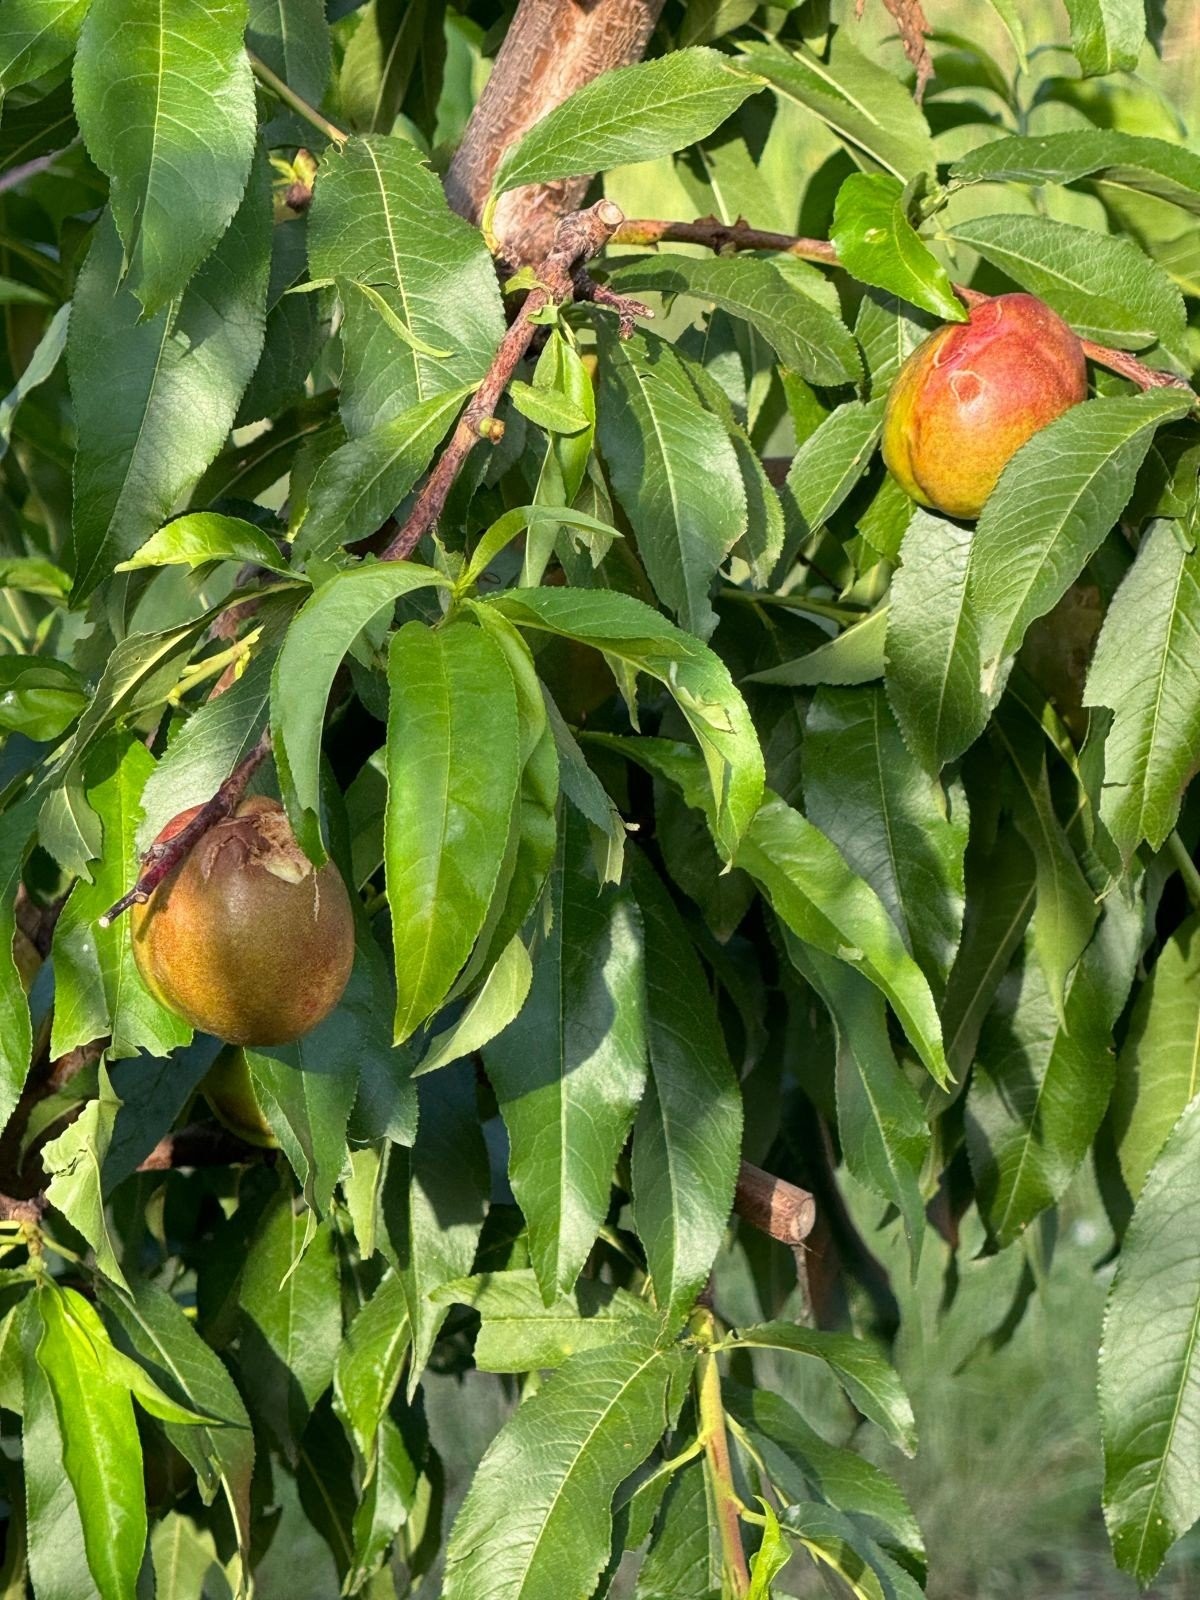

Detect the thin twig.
[
  {"left": 247, "top": 50, "right": 349, "bottom": 146},
  {"left": 693, "top": 1308, "right": 751, "bottom": 1597},
  {"left": 612, "top": 218, "right": 1196, "bottom": 399},
  {"left": 613, "top": 214, "right": 838, "bottom": 265},
  {"left": 1168, "top": 832, "right": 1200, "bottom": 913},
  {"left": 1079, "top": 338, "right": 1195, "bottom": 394},
  {"left": 98, "top": 729, "right": 273, "bottom": 928},
  {"left": 381, "top": 199, "right": 637, "bottom": 562}
]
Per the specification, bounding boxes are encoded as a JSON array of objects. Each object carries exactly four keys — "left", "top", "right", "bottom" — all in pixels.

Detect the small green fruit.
[
  {"left": 202, "top": 1045, "right": 279, "bottom": 1148},
  {"left": 882, "top": 293, "right": 1087, "bottom": 520}
]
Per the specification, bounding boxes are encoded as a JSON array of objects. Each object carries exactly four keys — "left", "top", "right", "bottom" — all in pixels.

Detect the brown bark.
[
  {"left": 733, "top": 1160, "right": 816, "bottom": 1246},
  {"left": 444, "top": 0, "right": 666, "bottom": 266}
]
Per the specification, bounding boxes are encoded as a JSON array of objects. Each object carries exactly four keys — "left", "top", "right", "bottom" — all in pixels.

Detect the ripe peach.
[
  {"left": 131, "top": 797, "right": 354, "bottom": 1045},
  {"left": 882, "top": 293, "right": 1087, "bottom": 520}
]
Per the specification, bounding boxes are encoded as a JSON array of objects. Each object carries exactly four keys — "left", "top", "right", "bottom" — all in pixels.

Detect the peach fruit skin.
[
  {"left": 131, "top": 796, "right": 354, "bottom": 1046},
  {"left": 882, "top": 293, "right": 1088, "bottom": 520}
]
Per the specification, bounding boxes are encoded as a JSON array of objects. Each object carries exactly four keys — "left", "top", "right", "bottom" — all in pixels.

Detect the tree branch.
[
  {"left": 98, "top": 729, "right": 273, "bottom": 928},
  {"left": 734, "top": 1160, "right": 816, "bottom": 1246},
  {"left": 381, "top": 199, "right": 636, "bottom": 562},
  {"left": 444, "top": 0, "right": 666, "bottom": 266},
  {"left": 613, "top": 215, "right": 838, "bottom": 265},
  {"left": 611, "top": 219, "right": 1196, "bottom": 399}
]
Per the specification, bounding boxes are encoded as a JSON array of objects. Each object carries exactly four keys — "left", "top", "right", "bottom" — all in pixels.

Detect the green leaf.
[
  {"left": 1111, "top": 914, "right": 1200, "bottom": 1199},
  {"left": 98, "top": 1279, "right": 254, "bottom": 1571},
  {"left": 724, "top": 1384, "right": 925, "bottom": 1572},
  {"left": 458, "top": 607, "right": 561, "bottom": 982},
  {"left": 49, "top": 736, "right": 192, "bottom": 1062},
  {"left": 740, "top": 36, "right": 936, "bottom": 182},
  {"left": 270, "top": 560, "right": 449, "bottom": 861},
  {"left": 1063, "top": 0, "right": 1144, "bottom": 76},
  {"left": 337, "top": 275, "right": 455, "bottom": 359},
  {"left": 0, "top": 301, "right": 69, "bottom": 458},
  {"left": 308, "top": 134, "right": 504, "bottom": 436},
  {"left": 116, "top": 512, "right": 291, "bottom": 576},
  {"left": 489, "top": 48, "right": 762, "bottom": 200},
  {"left": 750, "top": 605, "right": 888, "bottom": 689},
  {"left": 941, "top": 824, "right": 1037, "bottom": 1082},
  {"left": 73, "top": 0, "right": 256, "bottom": 315},
  {"left": 545, "top": 692, "right": 626, "bottom": 883},
  {"left": 0, "top": 0, "right": 87, "bottom": 90},
  {"left": 630, "top": 854, "right": 742, "bottom": 1329},
  {"left": 885, "top": 509, "right": 984, "bottom": 774},
  {"left": 247, "top": 1030, "right": 359, "bottom": 1222},
  {"left": 248, "top": 0, "right": 331, "bottom": 120},
  {"left": 730, "top": 1322, "right": 917, "bottom": 1455},
  {"left": 385, "top": 618, "right": 521, "bottom": 1041},
  {"left": 992, "top": 702, "right": 1097, "bottom": 1020},
  {"left": 29, "top": 1285, "right": 146, "bottom": 1600},
  {"left": 237, "top": 1192, "right": 342, "bottom": 1464},
  {"left": 633, "top": 857, "right": 748, "bottom": 1331},
  {"left": 832, "top": 173, "right": 964, "bottom": 323},
  {"left": 739, "top": 795, "right": 948, "bottom": 1085},
  {"left": 443, "top": 1340, "right": 695, "bottom": 1600},
  {"left": 605, "top": 255, "right": 861, "bottom": 385},
  {"left": 150, "top": 1514, "right": 230, "bottom": 1600},
  {"left": 21, "top": 1297, "right": 102, "bottom": 1600},
  {"left": 951, "top": 130, "right": 1200, "bottom": 216},
  {"left": 508, "top": 379, "right": 589, "bottom": 435},
  {"left": 0, "top": 656, "right": 85, "bottom": 742},
  {"left": 0, "top": 797, "right": 35, "bottom": 1134},
  {"left": 68, "top": 163, "right": 271, "bottom": 602},
  {"left": 416, "top": 935, "right": 533, "bottom": 1076},
  {"left": 780, "top": 1502, "right": 924, "bottom": 1600},
  {"left": 966, "top": 892, "right": 1140, "bottom": 1248},
  {"left": 636, "top": 1457, "right": 722, "bottom": 1596},
  {"left": 333, "top": 1270, "right": 411, "bottom": 1472},
  {"left": 969, "top": 393, "right": 1192, "bottom": 702},
  {"left": 1101, "top": 1092, "right": 1200, "bottom": 1583},
  {"left": 294, "top": 386, "right": 469, "bottom": 559},
  {"left": 595, "top": 325, "right": 747, "bottom": 640},
  {"left": 949, "top": 215, "right": 1185, "bottom": 353},
  {"left": 802, "top": 685, "right": 967, "bottom": 991},
  {"left": 1084, "top": 519, "right": 1200, "bottom": 861},
  {"left": 787, "top": 943, "right": 930, "bottom": 1264},
  {"left": 777, "top": 399, "right": 885, "bottom": 576},
  {"left": 748, "top": 1500, "right": 791, "bottom": 1599},
  {"left": 485, "top": 808, "right": 646, "bottom": 1302},
  {"left": 487, "top": 586, "right": 765, "bottom": 861},
  {"left": 0, "top": 78, "right": 76, "bottom": 169},
  {"left": 41, "top": 1065, "right": 131, "bottom": 1292},
  {"left": 381, "top": 1063, "right": 489, "bottom": 1393},
  {"left": 435, "top": 1268, "right": 658, "bottom": 1372}
]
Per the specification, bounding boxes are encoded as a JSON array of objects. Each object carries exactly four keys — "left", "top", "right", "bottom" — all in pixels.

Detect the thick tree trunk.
[{"left": 444, "top": 0, "right": 665, "bottom": 266}]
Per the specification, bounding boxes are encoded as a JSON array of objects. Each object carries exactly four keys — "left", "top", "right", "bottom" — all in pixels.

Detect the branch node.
[
  {"left": 98, "top": 729, "right": 273, "bottom": 928},
  {"left": 477, "top": 415, "right": 506, "bottom": 441}
]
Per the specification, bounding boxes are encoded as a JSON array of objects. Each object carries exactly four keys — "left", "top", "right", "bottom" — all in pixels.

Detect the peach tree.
[{"left": 0, "top": 0, "right": 1199, "bottom": 1595}]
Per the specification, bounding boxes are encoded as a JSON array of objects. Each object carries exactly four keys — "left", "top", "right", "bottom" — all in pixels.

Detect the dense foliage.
[{"left": 2, "top": 0, "right": 1200, "bottom": 1595}]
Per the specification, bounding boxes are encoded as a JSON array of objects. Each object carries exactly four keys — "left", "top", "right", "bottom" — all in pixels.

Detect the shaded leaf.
[{"left": 74, "top": 0, "right": 256, "bottom": 314}]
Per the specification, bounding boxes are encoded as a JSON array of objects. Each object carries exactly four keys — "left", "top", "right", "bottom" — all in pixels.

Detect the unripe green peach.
[
  {"left": 131, "top": 796, "right": 354, "bottom": 1046},
  {"left": 882, "top": 293, "right": 1087, "bottom": 520},
  {"left": 13, "top": 927, "right": 41, "bottom": 993},
  {"left": 202, "top": 1044, "right": 279, "bottom": 1148}
]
